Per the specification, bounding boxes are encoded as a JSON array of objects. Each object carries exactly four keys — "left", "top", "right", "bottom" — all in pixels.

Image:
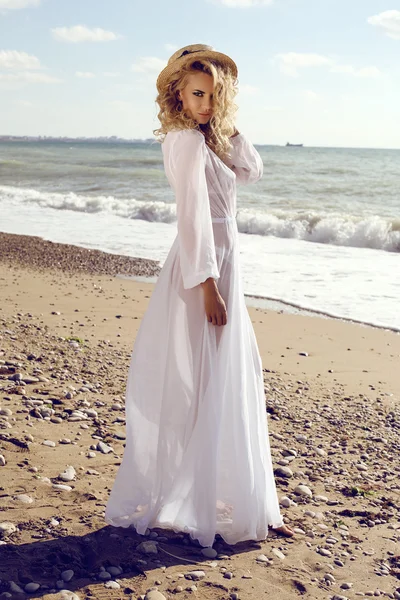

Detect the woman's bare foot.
[{"left": 271, "top": 524, "right": 295, "bottom": 537}]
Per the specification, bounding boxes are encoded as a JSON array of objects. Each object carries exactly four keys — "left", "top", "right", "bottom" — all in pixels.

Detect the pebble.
[
  {"left": 43, "top": 440, "right": 56, "bottom": 447},
  {"left": 315, "top": 448, "right": 326, "bottom": 456},
  {"left": 274, "top": 466, "right": 293, "bottom": 478},
  {"left": 356, "top": 463, "right": 368, "bottom": 471},
  {"left": 280, "top": 496, "right": 292, "bottom": 508},
  {"left": 9, "top": 582, "right": 24, "bottom": 594},
  {"left": 334, "top": 558, "right": 345, "bottom": 567},
  {"left": 256, "top": 554, "right": 270, "bottom": 563},
  {"left": 104, "top": 581, "right": 120, "bottom": 589},
  {"left": 185, "top": 570, "right": 206, "bottom": 580},
  {"left": 201, "top": 547, "right": 217, "bottom": 558},
  {"left": 24, "top": 582, "right": 41, "bottom": 592},
  {"left": 61, "top": 570, "right": 74, "bottom": 582},
  {"left": 293, "top": 527, "right": 305, "bottom": 534},
  {"left": 294, "top": 484, "right": 313, "bottom": 497},
  {"left": 52, "top": 484, "right": 73, "bottom": 492},
  {"left": 14, "top": 494, "right": 34, "bottom": 504},
  {"left": 282, "top": 448, "right": 297, "bottom": 457},
  {"left": 58, "top": 466, "right": 76, "bottom": 482},
  {"left": 326, "top": 536, "right": 339, "bottom": 545},
  {"left": 97, "top": 441, "right": 113, "bottom": 454},
  {"left": 224, "top": 571, "right": 233, "bottom": 579},
  {"left": 0, "top": 522, "right": 17, "bottom": 537},
  {"left": 137, "top": 541, "right": 158, "bottom": 554},
  {"left": 106, "top": 566, "right": 122, "bottom": 575},
  {"left": 98, "top": 571, "right": 111, "bottom": 580},
  {"left": 22, "top": 376, "right": 40, "bottom": 384},
  {"left": 144, "top": 592, "right": 167, "bottom": 600},
  {"left": 271, "top": 548, "right": 285, "bottom": 560}
]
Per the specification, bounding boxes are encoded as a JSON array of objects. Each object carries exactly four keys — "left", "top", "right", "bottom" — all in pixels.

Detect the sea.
[{"left": 0, "top": 140, "right": 399, "bottom": 331}]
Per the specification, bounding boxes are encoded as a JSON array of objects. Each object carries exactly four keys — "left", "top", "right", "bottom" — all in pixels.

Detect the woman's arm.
[
  {"left": 163, "top": 129, "right": 220, "bottom": 290},
  {"left": 228, "top": 131, "right": 263, "bottom": 185}
]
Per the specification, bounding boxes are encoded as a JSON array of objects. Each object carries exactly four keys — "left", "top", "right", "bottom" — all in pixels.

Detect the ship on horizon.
[{"left": 286, "top": 142, "right": 304, "bottom": 147}]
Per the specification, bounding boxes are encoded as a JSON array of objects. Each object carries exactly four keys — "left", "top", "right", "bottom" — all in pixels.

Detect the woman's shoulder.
[{"left": 164, "top": 128, "right": 205, "bottom": 145}]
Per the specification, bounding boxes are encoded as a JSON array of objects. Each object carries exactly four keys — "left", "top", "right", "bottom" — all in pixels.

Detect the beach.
[{"left": 0, "top": 232, "right": 399, "bottom": 600}]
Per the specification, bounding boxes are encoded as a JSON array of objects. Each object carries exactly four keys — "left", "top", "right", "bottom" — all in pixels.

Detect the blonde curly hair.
[{"left": 153, "top": 58, "right": 238, "bottom": 163}]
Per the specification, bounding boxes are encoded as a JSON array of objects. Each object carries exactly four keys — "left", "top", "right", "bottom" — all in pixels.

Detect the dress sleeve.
[
  {"left": 163, "top": 129, "right": 220, "bottom": 290},
  {"left": 228, "top": 133, "right": 263, "bottom": 185}
]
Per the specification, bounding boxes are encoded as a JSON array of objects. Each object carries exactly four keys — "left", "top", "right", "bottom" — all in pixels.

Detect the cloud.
[
  {"left": 276, "top": 52, "right": 333, "bottom": 76},
  {"left": 75, "top": 71, "right": 95, "bottom": 78},
  {"left": 0, "top": 49, "right": 62, "bottom": 85},
  {"left": 0, "top": 50, "right": 41, "bottom": 70},
  {"left": 165, "top": 43, "right": 179, "bottom": 52},
  {"left": 263, "top": 105, "right": 284, "bottom": 112},
  {"left": 275, "top": 52, "right": 381, "bottom": 78},
  {"left": 238, "top": 83, "right": 259, "bottom": 95},
  {"left": 356, "top": 66, "right": 381, "bottom": 78},
  {"left": 367, "top": 10, "right": 400, "bottom": 40},
  {"left": 330, "top": 64, "right": 381, "bottom": 77},
  {"left": 51, "top": 25, "right": 120, "bottom": 43},
  {"left": 0, "top": 72, "right": 61, "bottom": 83},
  {"left": 208, "top": 0, "right": 273, "bottom": 6},
  {"left": 131, "top": 56, "right": 167, "bottom": 73},
  {"left": 302, "top": 89, "right": 320, "bottom": 101},
  {"left": 0, "top": 0, "right": 40, "bottom": 9}
]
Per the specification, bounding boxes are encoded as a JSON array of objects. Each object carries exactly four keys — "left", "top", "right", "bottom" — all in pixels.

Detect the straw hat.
[{"left": 156, "top": 44, "right": 238, "bottom": 93}]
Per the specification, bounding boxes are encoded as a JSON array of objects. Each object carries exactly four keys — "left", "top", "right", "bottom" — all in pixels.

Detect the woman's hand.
[{"left": 201, "top": 278, "right": 227, "bottom": 326}]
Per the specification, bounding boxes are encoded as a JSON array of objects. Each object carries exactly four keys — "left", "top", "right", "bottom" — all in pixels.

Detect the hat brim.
[{"left": 156, "top": 50, "right": 238, "bottom": 93}]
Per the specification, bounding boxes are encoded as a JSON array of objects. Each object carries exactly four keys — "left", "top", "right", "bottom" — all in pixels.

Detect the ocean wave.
[
  {"left": 236, "top": 210, "right": 400, "bottom": 252},
  {"left": 0, "top": 159, "right": 25, "bottom": 167},
  {"left": 0, "top": 185, "right": 176, "bottom": 223},
  {"left": 1, "top": 185, "right": 398, "bottom": 252}
]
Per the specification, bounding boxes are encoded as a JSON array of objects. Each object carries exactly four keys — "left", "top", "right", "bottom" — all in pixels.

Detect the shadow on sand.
[{"left": 0, "top": 524, "right": 268, "bottom": 598}]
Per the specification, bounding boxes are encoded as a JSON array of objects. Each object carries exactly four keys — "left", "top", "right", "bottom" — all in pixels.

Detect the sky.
[{"left": 0, "top": 0, "right": 399, "bottom": 148}]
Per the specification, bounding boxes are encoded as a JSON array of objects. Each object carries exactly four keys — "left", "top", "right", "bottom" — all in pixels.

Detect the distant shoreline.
[
  {"left": 0, "top": 135, "right": 155, "bottom": 144},
  {"left": 0, "top": 136, "right": 399, "bottom": 150}
]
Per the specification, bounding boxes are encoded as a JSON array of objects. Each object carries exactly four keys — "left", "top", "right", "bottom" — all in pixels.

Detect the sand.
[{"left": 0, "top": 232, "right": 399, "bottom": 600}]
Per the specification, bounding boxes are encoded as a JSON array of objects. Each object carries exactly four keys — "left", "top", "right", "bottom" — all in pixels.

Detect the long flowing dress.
[{"left": 104, "top": 128, "right": 284, "bottom": 547}]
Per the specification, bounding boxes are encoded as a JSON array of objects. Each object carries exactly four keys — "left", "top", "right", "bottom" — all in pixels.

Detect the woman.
[{"left": 105, "top": 44, "right": 295, "bottom": 547}]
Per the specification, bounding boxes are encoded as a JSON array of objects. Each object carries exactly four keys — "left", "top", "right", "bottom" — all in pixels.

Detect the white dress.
[{"left": 105, "top": 129, "right": 284, "bottom": 547}]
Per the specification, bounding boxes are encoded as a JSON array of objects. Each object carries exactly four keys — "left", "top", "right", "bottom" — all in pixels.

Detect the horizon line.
[{"left": 0, "top": 134, "right": 398, "bottom": 151}]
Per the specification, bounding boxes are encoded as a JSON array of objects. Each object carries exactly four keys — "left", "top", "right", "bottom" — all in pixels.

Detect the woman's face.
[{"left": 177, "top": 71, "right": 214, "bottom": 125}]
